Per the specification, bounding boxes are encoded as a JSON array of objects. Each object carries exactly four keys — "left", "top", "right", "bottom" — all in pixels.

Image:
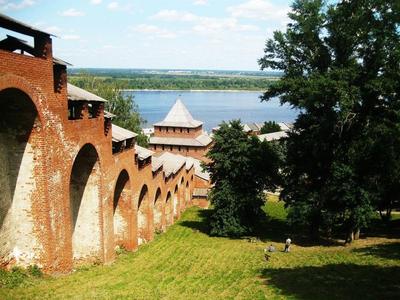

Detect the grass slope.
[{"left": 1, "top": 201, "right": 399, "bottom": 299}]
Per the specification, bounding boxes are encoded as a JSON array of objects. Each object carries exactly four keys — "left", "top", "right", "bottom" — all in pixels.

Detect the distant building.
[
  {"left": 142, "top": 127, "right": 154, "bottom": 137},
  {"left": 243, "top": 122, "right": 291, "bottom": 135},
  {"left": 212, "top": 122, "right": 292, "bottom": 136},
  {"left": 149, "top": 98, "right": 212, "bottom": 161},
  {"left": 257, "top": 122, "right": 291, "bottom": 142},
  {"left": 243, "top": 122, "right": 264, "bottom": 135},
  {"left": 258, "top": 131, "right": 288, "bottom": 142}
]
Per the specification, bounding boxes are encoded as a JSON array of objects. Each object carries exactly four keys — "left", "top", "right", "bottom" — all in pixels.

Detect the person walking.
[{"left": 284, "top": 237, "right": 291, "bottom": 252}]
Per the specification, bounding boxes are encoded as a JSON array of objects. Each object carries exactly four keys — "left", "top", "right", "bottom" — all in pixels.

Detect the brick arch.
[
  {"left": 68, "top": 143, "right": 103, "bottom": 263},
  {"left": 0, "top": 86, "right": 48, "bottom": 269},
  {"left": 0, "top": 73, "right": 48, "bottom": 126},
  {"left": 153, "top": 187, "right": 163, "bottom": 232},
  {"left": 66, "top": 141, "right": 105, "bottom": 180},
  {"left": 179, "top": 176, "right": 185, "bottom": 212},
  {"left": 173, "top": 184, "right": 179, "bottom": 218},
  {"left": 165, "top": 191, "right": 172, "bottom": 226},
  {"left": 113, "top": 169, "right": 133, "bottom": 250},
  {"left": 137, "top": 184, "right": 150, "bottom": 245},
  {"left": 185, "top": 181, "right": 190, "bottom": 206}
]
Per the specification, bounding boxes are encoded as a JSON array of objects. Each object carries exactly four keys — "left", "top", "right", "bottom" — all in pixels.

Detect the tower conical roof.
[{"left": 154, "top": 98, "right": 203, "bottom": 128}]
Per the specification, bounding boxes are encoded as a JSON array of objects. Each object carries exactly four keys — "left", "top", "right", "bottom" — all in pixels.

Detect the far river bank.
[{"left": 122, "top": 89, "right": 265, "bottom": 93}]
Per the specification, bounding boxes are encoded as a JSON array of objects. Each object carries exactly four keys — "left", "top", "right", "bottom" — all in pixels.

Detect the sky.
[{"left": 0, "top": 0, "right": 293, "bottom": 70}]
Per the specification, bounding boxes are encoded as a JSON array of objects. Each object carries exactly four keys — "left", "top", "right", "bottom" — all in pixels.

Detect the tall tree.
[
  {"left": 204, "top": 120, "right": 281, "bottom": 236},
  {"left": 259, "top": 0, "right": 400, "bottom": 242}
]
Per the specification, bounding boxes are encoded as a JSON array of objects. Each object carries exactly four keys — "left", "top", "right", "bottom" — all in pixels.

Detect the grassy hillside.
[{"left": 1, "top": 200, "right": 399, "bottom": 299}]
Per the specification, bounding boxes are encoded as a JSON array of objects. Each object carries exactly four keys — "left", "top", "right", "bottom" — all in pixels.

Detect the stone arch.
[
  {"left": 69, "top": 143, "right": 102, "bottom": 262},
  {"left": 165, "top": 191, "right": 172, "bottom": 226},
  {"left": 173, "top": 185, "right": 179, "bottom": 218},
  {"left": 153, "top": 188, "right": 162, "bottom": 232},
  {"left": 0, "top": 74, "right": 46, "bottom": 125},
  {"left": 0, "top": 87, "right": 44, "bottom": 267},
  {"left": 137, "top": 184, "right": 150, "bottom": 245},
  {"left": 113, "top": 169, "right": 132, "bottom": 249},
  {"left": 185, "top": 181, "right": 190, "bottom": 206},
  {"left": 179, "top": 177, "right": 185, "bottom": 211}
]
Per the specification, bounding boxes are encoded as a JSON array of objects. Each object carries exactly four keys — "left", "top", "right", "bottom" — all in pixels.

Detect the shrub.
[
  {"left": 27, "top": 265, "right": 42, "bottom": 278},
  {"left": 0, "top": 267, "right": 27, "bottom": 288}
]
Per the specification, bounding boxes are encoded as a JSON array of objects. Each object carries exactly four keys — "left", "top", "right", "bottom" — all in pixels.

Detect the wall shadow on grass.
[
  {"left": 255, "top": 210, "right": 343, "bottom": 247},
  {"left": 256, "top": 213, "right": 290, "bottom": 243},
  {"left": 260, "top": 264, "right": 400, "bottom": 300},
  {"left": 179, "top": 209, "right": 212, "bottom": 234},
  {"left": 178, "top": 207, "right": 396, "bottom": 248},
  {"left": 179, "top": 207, "right": 341, "bottom": 246},
  {"left": 352, "top": 242, "right": 400, "bottom": 260},
  {"left": 362, "top": 218, "right": 400, "bottom": 240}
]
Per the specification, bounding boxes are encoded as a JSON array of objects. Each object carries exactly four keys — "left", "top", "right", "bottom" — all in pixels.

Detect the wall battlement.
[{"left": 0, "top": 14, "right": 207, "bottom": 273}]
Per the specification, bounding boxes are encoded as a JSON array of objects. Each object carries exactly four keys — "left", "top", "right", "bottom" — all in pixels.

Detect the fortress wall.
[{"left": 0, "top": 42, "right": 201, "bottom": 273}]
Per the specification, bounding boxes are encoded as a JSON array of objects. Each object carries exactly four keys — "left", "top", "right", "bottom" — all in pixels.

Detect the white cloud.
[
  {"left": 131, "top": 24, "right": 177, "bottom": 39},
  {"left": 151, "top": 10, "right": 259, "bottom": 35},
  {"left": 151, "top": 10, "right": 198, "bottom": 22},
  {"left": 1, "top": 0, "right": 35, "bottom": 10},
  {"left": 34, "top": 23, "right": 81, "bottom": 40},
  {"left": 63, "top": 34, "right": 81, "bottom": 40},
  {"left": 106, "top": 1, "right": 133, "bottom": 12},
  {"left": 102, "top": 44, "right": 118, "bottom": 49},
  {"left": 90, "top": 0, "right": 102, "bottom": 5},
  {"left": 193, "top": 0, "right": 207, "bottom": 6},
  {"left": 193, "top": 17, "right": 259, "bottom": 35},
  {"left": 44, "top": 26, "right": 62, "bottom": 35},
  {"left": 35, "top": 24, "right": 81, "bottom": 40},
  {"left": 107, "top": 1, "right": 119, "bottom": 10},
  {"left": 60, "top": 8, "right": 85, "bottom": 17},
  {"left": 228, "top": 0, "right": 289, "bottom": 21}
]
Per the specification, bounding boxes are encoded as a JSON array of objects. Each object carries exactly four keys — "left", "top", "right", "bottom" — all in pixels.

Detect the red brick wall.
[
  {"left": 154, "top": 125, "right": 203, "bottom": 139},
  {"left": 150, "top": 144, "right": 209, "bottom": 161},
  {"left": 192, "top": 198, "right": 209, "bottom": 209},
  {"left": 0, "top": 43, "right": 201, "bottom": 274},
  {"left": 194, "top": 175, "right": 211, "bottom": 189}
]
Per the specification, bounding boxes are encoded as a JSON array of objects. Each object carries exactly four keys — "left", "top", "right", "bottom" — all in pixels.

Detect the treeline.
[
  {"left": 206, "top": 0, "right": 400, "bottom": 243},
  {"left": 68, "top": 74, "right": 276, "bottom": 91}
]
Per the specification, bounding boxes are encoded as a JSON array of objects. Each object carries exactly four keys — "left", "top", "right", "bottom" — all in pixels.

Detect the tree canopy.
[
  {"left": 260, "top": 121, "right": 281, "bottom": 134},
  {"left": 204, "top": 120, "right": 281, "bottom": 236},
  {"left": 259, "top": 0, "right": 400, "bottom": 242}
]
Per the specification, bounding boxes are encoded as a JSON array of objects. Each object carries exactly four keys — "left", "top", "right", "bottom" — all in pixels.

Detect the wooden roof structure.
[
  {"left": 67, "top": 83, "right": 107, "bottom": 102},
  {"left": 0, "top": 13, "right": 54, "bottom": 37}
]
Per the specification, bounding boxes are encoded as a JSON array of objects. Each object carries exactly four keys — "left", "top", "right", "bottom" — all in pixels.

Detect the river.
[{"left": 125, "top": 90, "right": 298, "bottom": 132}]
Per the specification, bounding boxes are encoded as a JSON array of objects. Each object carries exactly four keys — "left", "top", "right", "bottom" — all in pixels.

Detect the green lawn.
[{"left": 1, "top": 201, "right": 399, "bottom": 299}]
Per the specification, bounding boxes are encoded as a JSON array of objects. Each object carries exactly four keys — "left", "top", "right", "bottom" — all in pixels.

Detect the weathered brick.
[{"left": 0, "top": 34, "right": 200, "bottom": 274}]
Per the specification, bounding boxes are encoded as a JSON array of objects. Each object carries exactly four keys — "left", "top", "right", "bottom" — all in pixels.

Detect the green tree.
[
  {"left": 72, "top": 73, "right": 148, "bottom": 147},
  {"left": 204, "top": 120, "right": 281, "bottom": 236},
  {"left": 259, "top": 0, "right": 400, "bottom": 242},
  {"left": 260, "top": 121, "right": 281, "bottom": 134}
]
